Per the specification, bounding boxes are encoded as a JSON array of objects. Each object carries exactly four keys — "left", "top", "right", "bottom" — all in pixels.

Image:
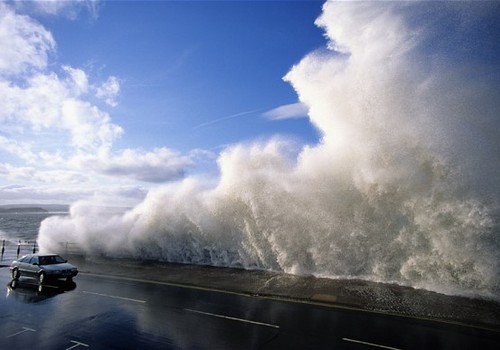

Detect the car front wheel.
[{"left": 11, "top": 268, "right": 20, "bottom": 280}]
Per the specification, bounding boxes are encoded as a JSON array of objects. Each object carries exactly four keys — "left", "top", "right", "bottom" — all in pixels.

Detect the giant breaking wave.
[{"left": 39, "top": 1, "right": 500, "bottom": 298}]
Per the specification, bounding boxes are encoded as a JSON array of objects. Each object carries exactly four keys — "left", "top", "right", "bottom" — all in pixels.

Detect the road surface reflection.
[{"left": 6, "top": 278, "right": 77, "bottom": 303}]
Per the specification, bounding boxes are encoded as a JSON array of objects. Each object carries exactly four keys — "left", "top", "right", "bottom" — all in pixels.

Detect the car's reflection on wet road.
[
  {"left": 7, "top": 278, "right": 77, "bottom": 303},
  {"left": 1, "top": 267, "right": 499, "bottom": 350}
]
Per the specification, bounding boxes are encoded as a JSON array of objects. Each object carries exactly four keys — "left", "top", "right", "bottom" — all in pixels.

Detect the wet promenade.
[
  {"left": 2, "top": 243, "right": 500, "bottom": 332},
  {"left": 2, "top": 249, "right": 500, "bottom": 349},
  {"left": 65, "top": 254, "right": 500, "bottom": 332}
]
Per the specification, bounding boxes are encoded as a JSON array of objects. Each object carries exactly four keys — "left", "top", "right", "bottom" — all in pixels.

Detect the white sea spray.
[{"left": 39, "top": 1, "right": 500, "bottom": 299}]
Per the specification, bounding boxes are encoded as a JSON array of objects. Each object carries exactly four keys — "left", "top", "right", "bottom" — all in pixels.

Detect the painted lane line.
[
  {"left": 81, "top": 290, "right": 146, "bottom": 304},
  {"left": 184, "top": 308, "right": 280, "bottom": 329},
  {"left": 6, "top": 327, "right": 37, "bottom": 338},
  {"left": 65, "top": 340, "right": 90, "bottom": 349},
  {"left": 342, "top": 337, "right": 402, "bottom": 350}
]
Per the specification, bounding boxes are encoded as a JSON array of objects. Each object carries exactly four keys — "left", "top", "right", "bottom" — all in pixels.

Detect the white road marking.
[
  {"left": 342, "top": 337, "right": 402, "bottom": 350},
  {"left": 6, "top": 327, "right": 36, "bottom": 338},
  {"left": 184, "top": 308, "right": 280, "bottom": 329},
  {"left": 65, "top": 340, "right": 90, "bottom": 349},
  {"left": 81, "top": 290, "right": 146, "bottom": 304}
]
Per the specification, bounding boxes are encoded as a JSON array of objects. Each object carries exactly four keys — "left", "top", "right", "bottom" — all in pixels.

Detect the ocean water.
[
  {"left": 0, "top": 212, "right": 70, "bottom": 262},
  {"left": 0, "top": 213, "right": 64, "bottom": 242}
]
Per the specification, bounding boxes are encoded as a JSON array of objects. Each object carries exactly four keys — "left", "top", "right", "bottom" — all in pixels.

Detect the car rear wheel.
[
  {"left": 38, "top": 272, "right": 46, "bottom": 284},
  {"left": 11, "top": 268, "right": 20, "bottom": 280}
]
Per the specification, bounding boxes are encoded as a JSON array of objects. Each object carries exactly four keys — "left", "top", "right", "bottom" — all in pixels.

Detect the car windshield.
[{"left": 38, "top": 255, "right": 66, "bottom": 265}]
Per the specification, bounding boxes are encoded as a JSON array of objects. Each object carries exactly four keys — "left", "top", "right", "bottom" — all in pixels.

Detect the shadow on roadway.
[{"left": 6, "top": 278, "right": 77, "bottom": 303}]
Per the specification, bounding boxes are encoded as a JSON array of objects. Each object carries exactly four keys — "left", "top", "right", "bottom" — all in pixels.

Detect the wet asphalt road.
[{"left": 1, "top": 267, "right": 499, "bottom": 350}]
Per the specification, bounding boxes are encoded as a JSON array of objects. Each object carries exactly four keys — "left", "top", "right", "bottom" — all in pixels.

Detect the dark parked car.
[{"left": 10, "top": 254, "right": 78, "bottom": 284}]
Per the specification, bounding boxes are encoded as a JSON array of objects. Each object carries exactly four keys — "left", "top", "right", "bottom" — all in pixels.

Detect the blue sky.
[
  {"left": 0, "top": 0, "right": 325, "bottom": 205},
  {"left": 49, "top": 1, "right": 324, "bottom": 150},
  {"left": 1, "top": 0, "right": 499, "bottom": 208}
]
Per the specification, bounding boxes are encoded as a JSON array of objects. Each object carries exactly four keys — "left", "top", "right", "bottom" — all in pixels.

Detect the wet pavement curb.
[{"left": 66, "top": 254, "right": 500, "bottom": 332}]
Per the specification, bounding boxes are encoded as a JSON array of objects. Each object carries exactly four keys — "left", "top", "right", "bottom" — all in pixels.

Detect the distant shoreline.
[
  {"left": 0, "top": 204, "right": 69, "bottom": 214},
  {"left": 0, "top": 207, "right": 49, "bottom": 214}
]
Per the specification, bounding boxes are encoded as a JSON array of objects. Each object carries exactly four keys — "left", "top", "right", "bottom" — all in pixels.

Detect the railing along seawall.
[{"left": 0, "top": 240, "right": 84, "bottom": 265}]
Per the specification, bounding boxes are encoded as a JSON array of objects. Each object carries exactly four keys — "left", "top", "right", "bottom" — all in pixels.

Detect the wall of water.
[{"left": 38, "top": 1, "right": 500, "bottom": 299}]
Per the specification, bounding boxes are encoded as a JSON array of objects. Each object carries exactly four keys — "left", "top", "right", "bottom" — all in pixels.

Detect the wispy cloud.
[
  {"left": 193, "top": 107, "right": 267, "bottom": 130},
  {"left": 0, "top": 163, "right": 89, "bottom": 184},
  {"left": 0, "top": 183, "right": 147, "bottom": 206},
  {"left": 263, "top": 102, "right": 309, "bottom": 120},
  {"left": 12, "top": 0, "right": 102, "bottom": 20},
  {"left": 95, "top": 76, "right": 120, "bottom": 107}
]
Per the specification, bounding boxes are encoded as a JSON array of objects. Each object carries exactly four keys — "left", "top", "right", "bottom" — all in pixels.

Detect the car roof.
[{"left": 25, "top": 253, "right": 60, "bottom": 257}]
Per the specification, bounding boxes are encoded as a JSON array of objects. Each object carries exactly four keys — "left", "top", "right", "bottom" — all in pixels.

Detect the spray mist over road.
[{"left": 39, "top": 1, "right": 500, "bottom": 299}]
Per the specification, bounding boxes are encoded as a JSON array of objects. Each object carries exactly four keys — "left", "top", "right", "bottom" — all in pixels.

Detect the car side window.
[
  {"left": 21, "top": 256, "right": 33, "bottom": 263},
  {"left": 29, "top": 256, "right": 39, "bottom": 265}
]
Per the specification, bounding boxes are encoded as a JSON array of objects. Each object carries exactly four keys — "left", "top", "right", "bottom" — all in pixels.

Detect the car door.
[
  {"left": 17, "top": 256, "right": 32, "bottom": 275},
  {"left": 25, "top": 255, "right": 40, "bottom": 277}
]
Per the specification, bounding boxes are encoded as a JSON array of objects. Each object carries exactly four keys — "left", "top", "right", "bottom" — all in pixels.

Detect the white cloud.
[
  {"left": 263, "top": 102, "right": 309, "bottom": 120},
  {"left": 60, "top": 98, "right": 123, "bottom": 149},
  {"left": 0, "top": 136, "right": 37, "bottom": 163},
  {"left": 0, "top": 4, "right": 120, "bottom": 155},
  {"left": 0, "top": 162, "right": 88, "bottom": 184},
  {"left": 95, "top": 76, "right": 120, "bottom": 107},
  {"left": 0, "top": 183, "right": 146, "bottom": 206},
  {"left": 63, "top": 65, "right": 89, "bottom": 95},
  {"left": 0, "top": 69, "right": 123, "bottom": 151},
  {"left": 74, "top": 147, "right": 194, "bottom": 183},
  {"left": 0, "top": 184, "right": 81, "bottom": 204},
  {"left": 0, "top": 2, "right": 55, "bottom": 76},
  {"left": 0, "top": 1, "right": 201, "bottom": 200},
  {"left": 37, "top": 170, "right": 89, "bottom": 184},
  {"left": 12, "top": 0, "right": 101, "bottom": 20},
  {"left": 0, "top": 163, "right": 35, "bottom": 181},
  {"left": 0, "top": 3, "right": 122, "bottom": 155}
]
